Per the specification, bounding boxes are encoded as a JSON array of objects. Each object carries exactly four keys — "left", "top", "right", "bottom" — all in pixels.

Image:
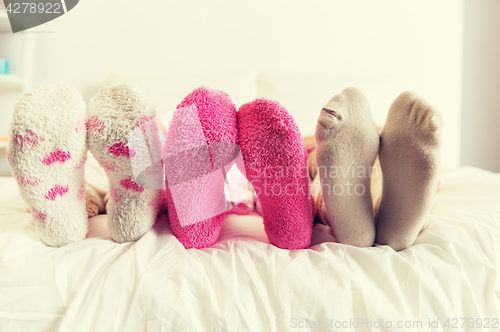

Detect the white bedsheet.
[{"left": 0, "top": 167, "right": 499, "bottom": 331}]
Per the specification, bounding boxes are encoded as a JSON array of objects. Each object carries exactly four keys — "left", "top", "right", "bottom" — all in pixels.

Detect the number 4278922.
[{"left": 6, "top": 2, "right": 62, "bottom": 14}]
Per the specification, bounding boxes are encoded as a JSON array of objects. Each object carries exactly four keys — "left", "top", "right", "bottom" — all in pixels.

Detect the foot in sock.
[
  {"left": 238, "top": 98, "right": 314, "bottom": 250},
  {"left": 375, "top": 91, "right": 442, "bottom": 251},
  {"left": 88, "top": 84, "right": 164, "bottom": 243},
  {"left": 8, "top": 84, "right": 88, "bottom": 247},
  {"left": 163, "top": 87, "right": 239, "bottom": 249},
  {"left": 315, "top": 87, "right": 380, "bottom": 247}
]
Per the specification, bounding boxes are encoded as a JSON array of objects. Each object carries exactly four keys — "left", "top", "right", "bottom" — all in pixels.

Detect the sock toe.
[
  {"left": 8, "top": 84, "right": 88, "bottom": 247},
  {"left": 375, "top": 91, "right": 442, "bottom": 250},
  {"left": 315, "top": 87, "right": 379, "bottom": 247},
  {"left": 88, "top": 84, "right": 164, "bottom": 243},
  {"left": 238, "top": 98, "right": 313, "bottom": 250},
  {"left": 164, "top": 87, "right": 238, "bottom": 249}
]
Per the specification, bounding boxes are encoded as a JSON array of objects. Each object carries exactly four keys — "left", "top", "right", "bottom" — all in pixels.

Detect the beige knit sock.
[
  {"left": 315, "top": 87, "right": 380, "bottom": 247},
  {"left": 375, "top": 91, "right": 442, "bottom": 251}
]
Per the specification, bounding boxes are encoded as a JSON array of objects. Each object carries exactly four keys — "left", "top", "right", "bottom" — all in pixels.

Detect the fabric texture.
[
  {"left": 238, "top": 98, "right": 314, "bottom": 249},
  {"left": 0, "top": 167, "right": 499, "bottom": 330},
  {"left": 375, "top": 91, "right": 442, "bottom": 250},
  {"left": 7, "top": 84, "right": 88, "bottom": 247},
  {"left": 87, "top": 84, "right": 164, "bottom": 243},
  {"left": 315, "top": 87, "right": 380, "bottom": 248},
  {"left": 163, "top": 87, "right": 239, "bottom": 249}
]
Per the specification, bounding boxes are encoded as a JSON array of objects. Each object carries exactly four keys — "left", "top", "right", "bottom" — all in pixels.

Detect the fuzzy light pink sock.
[
  {"left": 237, "top": 98, "right": 314, "bottom": 250},
  {"left": 8, "top": 84, "right": 88, "bottom": 247},
  {"left": 163, "top": 87, "right": 239, "bottom": 249},
  {"left": 88, "top": 84, "right": 164, "bottom": 243}
]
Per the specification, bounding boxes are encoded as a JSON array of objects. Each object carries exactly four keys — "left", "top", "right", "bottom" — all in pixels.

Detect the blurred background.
[{"left": 0, "top": 0, "right": 498, "bottom": 173}]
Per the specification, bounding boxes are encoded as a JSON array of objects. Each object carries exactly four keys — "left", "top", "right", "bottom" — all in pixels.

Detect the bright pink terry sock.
[
  {"left": 237, "top": 99, "right": 314, "bottom": 249},
  {"left": 163, "top": 87, "right": 239, "bottom": 249}
]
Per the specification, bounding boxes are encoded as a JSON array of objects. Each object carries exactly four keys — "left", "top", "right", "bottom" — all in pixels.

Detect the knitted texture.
[
  {"left": 375, "top": 91, "right": 442, "bottom": 250},
  {"left": 237, "top": 98, "right": 314, "bottom": 249},
  {"left": 8, "top": 84, "right": 88, "bottom": 247},
  {"left": 163, "top": 87, "right": 238, "bottom": 249},
  {"left": 88, "top": 84, "right": 164, "bottom": 243},
  {"left": 315, "top": 87, "right": 380, "bottom": 247}
]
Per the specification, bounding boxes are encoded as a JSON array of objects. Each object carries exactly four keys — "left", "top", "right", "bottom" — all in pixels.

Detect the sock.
[
  {"left": 375, "top": 91, "right": 442, "bottom": 251},
  {"left": 163, "top": 87, "right": 239, "bottom": 249},
  {"left": 238, "top": 98, "right": 314, "bottom": 250},
  {"left": 88, "top": 84, "right": 164, "bottom": 243},
  {"left": 315, "top": 87, "right": 379, "bottom": 247},
  {"left": 8, "top": 84, "right": 88, "bottom": 247}
]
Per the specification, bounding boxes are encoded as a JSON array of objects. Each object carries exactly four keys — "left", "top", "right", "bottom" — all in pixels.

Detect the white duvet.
[{"left": 0, "top": 167, "right": 499, "bottom": 332}]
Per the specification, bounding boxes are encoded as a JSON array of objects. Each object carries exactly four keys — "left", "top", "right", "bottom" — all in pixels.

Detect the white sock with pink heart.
[
  {"left": 8, "top": 84, "right": 88, "bottom": 247},
  {"left": 88, "top": 84, "right": 164, "bottom": 243}
]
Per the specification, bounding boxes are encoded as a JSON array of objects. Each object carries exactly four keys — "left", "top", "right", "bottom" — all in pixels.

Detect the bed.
[
  {"left": 1, "top": 73, "right": 499, "bottom": 331},
  {"left": 0, "top": 164, "right": 499, "bottom": 331}
]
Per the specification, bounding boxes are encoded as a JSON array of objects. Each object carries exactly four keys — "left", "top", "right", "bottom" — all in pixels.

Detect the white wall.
[
  {"left": 5, "top": 0, "right": 464, "bottom": 169},
  {"left": 461, "top": 0, "right": 500, "bottom": 173}
]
